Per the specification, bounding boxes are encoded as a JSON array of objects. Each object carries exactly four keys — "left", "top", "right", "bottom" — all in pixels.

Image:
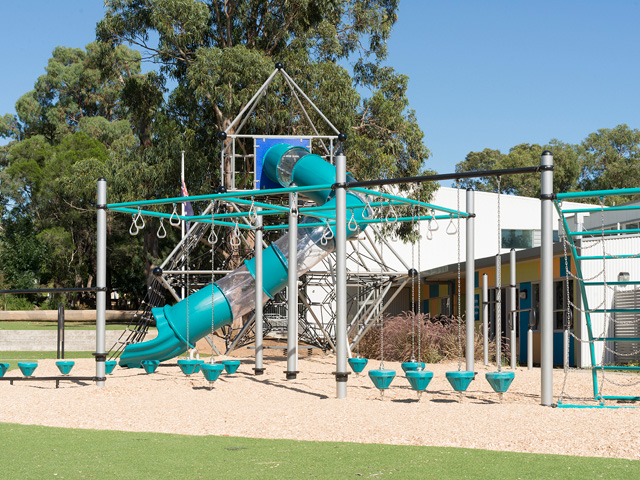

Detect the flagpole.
[{"left": 181, "top": 150, "right": 186, "bottom": 300}]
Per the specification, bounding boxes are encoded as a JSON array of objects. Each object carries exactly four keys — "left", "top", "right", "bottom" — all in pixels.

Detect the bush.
[{"left": 356, "top": 312, "right": 509, "bottom": 364}]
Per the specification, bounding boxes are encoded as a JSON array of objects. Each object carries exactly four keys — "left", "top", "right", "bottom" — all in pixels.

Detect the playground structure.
[{"left": 5, "top": 66, "right": 640, "bottom": 408}]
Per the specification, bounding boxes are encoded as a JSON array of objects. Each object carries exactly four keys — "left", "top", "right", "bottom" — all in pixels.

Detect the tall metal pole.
[
  {"left": 335, "top": 149, "right": 349, "bottom": 399},
  {"left": 540, "top": 150, "right": 554, "bottom": 405},
  {"left": 482, "top": 273, "right": 489, "bottom": 366},
  {"left": 96, "top": 178, "right": 107, "bottom": 387},
  {"left": 253, "top": 207, "right": 265, "bottom": 375},
  {"left": 465, "top": 188, "right": 475, "bottom": 371},
  {"left": 286, "top": 192, "right": 299, "bottom": 380},
  {"left": 510, "top": 248, "right": 517, "bottom": 369}
]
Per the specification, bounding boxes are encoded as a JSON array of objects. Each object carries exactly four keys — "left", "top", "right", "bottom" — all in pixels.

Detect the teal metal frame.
[{"left": 555, "top": 187, "right": 640, "bottom": 407}]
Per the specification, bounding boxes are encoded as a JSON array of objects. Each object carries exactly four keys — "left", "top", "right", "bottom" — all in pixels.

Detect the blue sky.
[{"left": 2, "top": 1, "right": 639, "bottom": 174}]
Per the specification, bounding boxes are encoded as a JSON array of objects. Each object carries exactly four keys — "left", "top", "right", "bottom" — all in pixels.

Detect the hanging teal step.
[
  {"left": 401, "top": 362, "right": 426, "bottom": 373},
  {"left": 201, "top": 363, "right": 224, "bottom": 383},
  {"left": 18, "top": 362, "right": 38, "bottom": 377},
  {"left": 0, "top": 363, "right": 10, "bottom": 378},
  {"left": 445, "top": 371, "right": 474, "bottom": 392},
  {"left": 141, "top": 360, "right": 159, "bottom": 374},
  {"left": 105, "top": 360, "right": 117, "bottom": 374},
  {"left": 368, "top": 369, "right": 396, "bottom": 391},
  {"left": 405, "top": 370, "right": 433, "bottom": 392},
  {"left": 485, "top": 371, "right": 515, "bottom": 393},
  {"left": 194, "top": 359, "right": 205, "bottom": 373},
  {"left": 55, "top": 360, "right": 75, "bottom": 375},
  {"left": 348, "top": 357, "right": 368, "bottom": 374},
  {"left": 177, "top": 359, "right": 200, "bottom": 376},
  {"left": 221, "top": 360, "right": 241, "bottom": 374}
]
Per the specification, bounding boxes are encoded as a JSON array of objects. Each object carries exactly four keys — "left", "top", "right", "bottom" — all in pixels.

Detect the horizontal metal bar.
[
  {"left": 557, "top": 187, "right": 640, "bottom": 200},
  {"left": 577, "top": 255, "right": 640, "bottom": 260},
  {"left": 568, "top": 228, "right": 640, "bottom": 237},
  {"left": 598, "top": 365, "right": 640, "bottom": 370},
  {"left": 0, "top": 287, "right": 104, "bottom": 294},
  {"left": 561, "top": 205, "right": 640, "bottom": 214},
  {"left": 590, "top": 309, "right": 640, "bottom": 313},
  {"left": 106, "top": 184, "right": 335, "bottom": 209},
  {"left": 599, "top": 395, "right": 640, "bottom": 401},
  {"left": 350, "top": 187, "right": 468, "bottom": 217},
  {"left": 261, "top": 213, "right": 460, "bottom": 231},
  {"left": 582, "top": 281, "right": 640, "bottom": 286},
  {"left": 160, "top": 270, "right": 235, "bottom": 275},
  {"left": 344, "top": 166, "right": 543, "bottom": 189},
  {"left": 0, "top": 376, "right": 102, "bottom": 382},
  {"left": 593, "top": 337, "right": 640, "bottom": 341},
  {"left": 227, "top": 134, "right": 338, "bottom": 140},
  {"left": 110, "top": 207, "right": 252, "bottom": 229}
]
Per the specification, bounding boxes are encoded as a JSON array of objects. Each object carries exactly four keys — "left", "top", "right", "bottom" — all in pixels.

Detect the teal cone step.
[
  {"left": 105, "top": 361, "right": 117, "bottom": 374},
  {"left": 194, "top": 359, "right": 205, "bottom": 373},
  {"left": 445, "top": 371, "right": 475, "bottom": 392},
  {"left": 55, "top": 361, "right": 75, "bottom": 375},
  {"left": 221, "top": 360, "right": 241, "bottom": 374},
  {"left": 201, "top": 363, "right": 224, "bottom": 382},
  {"left": 485, "top": 371, "right": 515, "bottom": 393},
  {"left": 348, "top": 358, "right": 368, "bottom": 374},
  {"left": 0, "top": 363, "right": 10, "bottom": 378},
  {"left": 401, "top": 362, "right": 426, "bottom": 373},
  {"left": 141, "top": 360, "right": 159, "bottom": 374},
  {"left": 18, "top": 362, "right": 38, "bottom": 377},
  {"left": 405, "top": 370, "right": 433, "bottom": 391},
  {"left": 177, "top": 359, "right": 200, "bottom": 376},
  {"left": 368, "top": 369, "right": 396, "bottom": 390}
]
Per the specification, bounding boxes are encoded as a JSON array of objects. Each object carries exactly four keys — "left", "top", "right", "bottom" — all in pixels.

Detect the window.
[{"left": 502, "top": 229, "right": 533, "bottom": 248}]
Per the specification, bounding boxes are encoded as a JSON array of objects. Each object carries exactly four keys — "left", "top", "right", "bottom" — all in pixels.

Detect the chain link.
[
  {"left": 496, "top": 177, "right": 502, "bottom": 372},
  {"left": 456, "top": 179, "right": 462, "bottom": 370}
]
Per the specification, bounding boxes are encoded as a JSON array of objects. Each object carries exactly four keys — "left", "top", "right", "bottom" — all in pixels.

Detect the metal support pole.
[
  {"left": 96, "top": 178, "right": 107, "bottom": 387},
  {"left": 286, "top": 192, "right": 298, "bottom": 380},
  {"left": 483, "top": 273, "right": 489, "bottom": 366},
  {"left": 510, "top": 248, "right": 517, "bottom": 369},
  {"left": 57, "top": 302, "right": 65, "bottom": 360},
  {"left": 528, "top": 326, "right": 533, "bottom": 370},
  {"left": 335, "top": 149, "right": 349, "bottom": 399},
  {"left": 540, "top": 150, "right": 554, "bottom": 405},
  {"left": 495, "top": 255, "right": 502, "bottom": 371},
  {"left": 465, "top": 188, "right": 475, "bottom": 371},
  {"left": 254, "top": 208, "right": 265, "bottom": 375}
]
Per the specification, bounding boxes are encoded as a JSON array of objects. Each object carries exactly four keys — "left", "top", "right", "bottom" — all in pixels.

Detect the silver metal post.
[
  {"left": 528, "top": 326, "right": 533, "bottom": 370},
  {"left": 254, "top": 208, "right": 265, "bottom": 375},
  {"left": 483, "top": 274, "right": 488, "bottom": 366},
  {"left": 96, "top": 178, "right": 107, "bottom": 387},
  {"left": 335, "top": 150, "right": 348, "bottom": 399},
  {"left": 495, "top": 255, "right": 502, "bottom": 370},
  {"left": 465, "top": 188, "right": 475, "bottom": 371},
  {"left": 286, "top": 192, "right": 298, "bottom": 380},
  {"left": 510, "top": 248, "right": 517, "bottom": 369},
  {"left": 540, "top": 150, "right": 554, "bottom": 405}
]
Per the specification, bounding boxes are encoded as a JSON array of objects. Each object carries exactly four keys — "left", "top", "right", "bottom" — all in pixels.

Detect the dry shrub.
[{"left": 356, "top": 312, "right": 509, "bottom": 364}]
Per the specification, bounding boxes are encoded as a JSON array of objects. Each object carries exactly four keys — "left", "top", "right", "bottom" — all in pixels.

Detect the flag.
[{"left": 181, "top": 179, "right": 194, "bottom": 231}]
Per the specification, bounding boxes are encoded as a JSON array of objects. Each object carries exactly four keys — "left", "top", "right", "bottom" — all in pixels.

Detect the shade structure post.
[
  {"left": 483, "top": 273, "right": 489, "bottom": 366},
  {"left": 254, "top": 207, "right": 265, "bottom": 375},
  {"left": 540, "top": 151, "right": 554, "bottom": 405},
  {"left": 465, "top": 188, "right": 475, "bottom": 371},
  {"left": 286, "top": 192, "right": 298, "bottom": 380},
  {"left": 96, "top": 178, "right": 107, "bottom": 387},
  {"left": 335, "top": 149, "right": 349, "bottom": 399}
]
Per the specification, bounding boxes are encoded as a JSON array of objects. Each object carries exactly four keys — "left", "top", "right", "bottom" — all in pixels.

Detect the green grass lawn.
[{"left": 0, "top": 423, "right": 637, "bottom": 479}]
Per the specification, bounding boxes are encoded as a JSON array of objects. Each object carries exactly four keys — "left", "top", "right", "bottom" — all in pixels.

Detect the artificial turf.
[{"left": 1, "top": 423, "right": 638, "bottom": 479}]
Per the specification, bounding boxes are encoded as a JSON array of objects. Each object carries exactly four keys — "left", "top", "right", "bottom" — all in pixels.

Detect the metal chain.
[
  {"left": 456, "top": 179, "right": 462, "bottom": 370},
  {"left": 411, "top": 200, "right": 416, "bottom": 363},
  {"left": 496, "top": 177, "right": 502, "bottom": 372},
  {"left": 211, "top": 202, "right": 216, "bottom": 362},
  {"left": 417, "top": 182, "right": 422, "bottom": 365},
  {"left": 379, "top": 192, "right": 385, "bottom": 370}
]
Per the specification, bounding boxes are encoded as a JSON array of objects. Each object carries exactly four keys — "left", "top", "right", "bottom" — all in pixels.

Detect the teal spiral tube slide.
[{"left": 119, "top": 144, "right": 368, "bottom": 367}]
